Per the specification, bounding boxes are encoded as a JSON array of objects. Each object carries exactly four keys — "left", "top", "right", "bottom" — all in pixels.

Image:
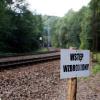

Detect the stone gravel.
[{"left": 0, "top": 60, "right": 100, "bottom": 100}]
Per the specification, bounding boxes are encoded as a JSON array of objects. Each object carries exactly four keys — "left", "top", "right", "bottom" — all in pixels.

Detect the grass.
[
  {"left": 37, "top": 48, "right": 49, "bottom": 52},
  {"left": 92, "top": 52, "right": 100, "bottom": 74},
  {"left": 92, "top": 52, "right": 100, "bottom": 62},
  {"left": 92, "top": 63, "right": 100, "bottom": 74},
  {"left": 0, "top": 52, "right": 17, "bottom": 57},
  {"left": 97, "top": 53, "right": 100, "bottom": 61},
  {"left": 0, "top": 48, "right": 49, "bottom": 56}
]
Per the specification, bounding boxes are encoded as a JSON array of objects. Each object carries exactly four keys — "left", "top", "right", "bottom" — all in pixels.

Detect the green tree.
[
  {"left": 8, "top": 10, "right": 43, "bottom": 53},
  {"left": 65, "top": 10, "right": 81, "bottom": 48},
  {"left": 55, "top": 9, "right": 81, "bottom": 48},
  {"left": 89, "top": 0, "right": 100, "bottom": 51},
  {"left": 80, "top": 7, "right": 92, "bottom": 49},
  {"left": 0, "top": 0, "right": 12, "bottom": 52},
  {"left": 0, "top": 0, "right": 43, "bottom": 53}
]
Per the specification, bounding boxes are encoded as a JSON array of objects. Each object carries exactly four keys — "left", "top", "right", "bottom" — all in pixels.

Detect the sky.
[{"left": 26, "top": 0, "right": 91, "bottom": 17}]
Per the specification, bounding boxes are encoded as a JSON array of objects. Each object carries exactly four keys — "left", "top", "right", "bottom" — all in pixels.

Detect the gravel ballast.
[{"left": 0, "top": 60, "right": 100, "bottom": 100}]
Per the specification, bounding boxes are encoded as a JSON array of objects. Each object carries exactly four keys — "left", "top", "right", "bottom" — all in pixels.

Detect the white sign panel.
[{"left": 60, "top": 49, "right": 90, "bottom": 79}]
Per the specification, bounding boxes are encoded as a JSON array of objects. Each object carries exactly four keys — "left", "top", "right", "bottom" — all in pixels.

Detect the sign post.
[
  {"left": 60, "top": 49, "right": 90, "bottom": 100},
  {"left": 67, "top": 48, "right": 77, "bottom": 100},
  {"left": 67, "top": 78, "right": 77, "bottom": 100}
]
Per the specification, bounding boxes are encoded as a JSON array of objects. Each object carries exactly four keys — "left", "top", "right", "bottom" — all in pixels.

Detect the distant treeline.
[{"left": 43, "top": 0, "right": 100, "bottom": 51}]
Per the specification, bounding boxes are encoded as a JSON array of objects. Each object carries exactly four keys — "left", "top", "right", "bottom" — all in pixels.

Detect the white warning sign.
[{"left": 60, "top": 49, "right": 90, "bottom": 79}]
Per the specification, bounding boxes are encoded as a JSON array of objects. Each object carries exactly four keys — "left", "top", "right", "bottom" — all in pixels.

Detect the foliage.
[
  {"left": 47, "top": 4, "right": 95, "bottom": 50},
  {"left": 0, "top": 0, "right": 43, "bottom": 53},
  {"left": 89, "top": 0, "right": 100, "bottom": 51},
  {"left": 0, "top": 0, "right": 100, "bottom": 53},
  {"left": 51, "top": 9, "right": 81, "bottom": 48},
  {"left": 65, "top": 10, "right": 81, "bottom": 48},
  {"left": 92, "top": 64, "right": 100, "bottom": 74},
  {"left": 43, "top": 0, "right": 100, "bottom": 50},
  {"left": 92, "top": 52, "right": 100, "bottom": 62},
  {"left": 79, "top": 7, "right": 92, "bottom": 49}
]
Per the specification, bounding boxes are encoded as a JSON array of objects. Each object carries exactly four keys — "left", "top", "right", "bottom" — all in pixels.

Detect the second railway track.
[{"left": 0, "top": 51, "right": 60, "bottom": 68}]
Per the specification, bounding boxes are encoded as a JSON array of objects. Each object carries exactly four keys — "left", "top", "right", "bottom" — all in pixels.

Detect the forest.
[{"left": 0, "top": 0, "right": 100, "bottom": 53}]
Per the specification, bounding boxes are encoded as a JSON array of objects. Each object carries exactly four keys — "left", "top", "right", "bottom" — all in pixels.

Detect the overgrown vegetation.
[
  {"left": 0, "top": 0, "right": 43, "bottom": 53},
  {"left": 0, "top": 0, "right": 100, "bottom": 54},
  {"left": 92, "top": 52, "right": 100, "bottom": 74},
  {"left": 92, "top": 64, "right": 100, "bottom": 74},
  {"left": 44, "top": 0, "right": 100, "bottom": 51},
  {"left": 92, "top": 52, "right": 100, "bottom": 62}
]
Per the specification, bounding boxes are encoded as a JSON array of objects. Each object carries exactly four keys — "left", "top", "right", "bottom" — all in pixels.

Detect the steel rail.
[
  {"left": 0, "top": 52, "right": 60, "bottom": 68},
  {"left": 0, "top": 51, "right": 59, "bottom": 58}
]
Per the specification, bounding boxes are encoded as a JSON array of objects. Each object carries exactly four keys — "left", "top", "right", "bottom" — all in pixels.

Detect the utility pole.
[{"left": 47, "top": 26, "right": 51, "bottom": 48}]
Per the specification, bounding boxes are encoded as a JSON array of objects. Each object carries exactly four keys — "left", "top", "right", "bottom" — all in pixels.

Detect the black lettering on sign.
[
  {"left": 63, "top": 64, "right": 89, "bottom": 72},
  {"left": 70, "top": 53, "right": 84, "bottom": 61},
  {"left": 63, "top": 65, "right": 67, "bottom": 72}
]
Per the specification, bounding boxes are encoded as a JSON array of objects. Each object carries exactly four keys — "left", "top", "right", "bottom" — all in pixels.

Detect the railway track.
[
  {"left": 0, "top": 50, "right": 59, "bottom": 58},
  {"left": 0, "top": 51, "right": 60, "bottom": 68}
]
